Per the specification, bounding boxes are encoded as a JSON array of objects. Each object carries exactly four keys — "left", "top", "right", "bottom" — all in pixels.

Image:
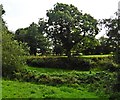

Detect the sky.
[{"left": 1, "top": 0, "right": 120, "bottom": 37}]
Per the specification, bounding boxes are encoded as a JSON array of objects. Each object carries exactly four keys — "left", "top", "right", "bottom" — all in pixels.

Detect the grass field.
[
  {"left": 2, "top": 79, "right": 99, "bottom": 99},
  {"left": 27, "top": 54, "right": 113, "bottom": 59},
  {"left": 80, "top": 54, "right": 113, "bottom": 58},
  {"left": 2, "top": 65, "right": 115, "bottom": 99},
  {"left": 25, "top": 65, "right": 96, "bottom": 74}
]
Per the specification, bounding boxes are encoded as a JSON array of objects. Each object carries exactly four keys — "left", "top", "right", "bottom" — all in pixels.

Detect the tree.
[
  {"left": 25, "top": 22, "right": 38, "bottom": 55},
  {"left": 38, "top": 18, "right": 51, "bottom": 55},
  {"left": 53, "top": 43, "right": 64, "bottom": 55},
  {"left": 81, "top": 37, "right": 100, "bottom": 55},
  {"left": 45, "top": 3, "right": 99, "bottom": 57},
  {"left": 15, "top": 22, "right": 50, "bottom": 55},
  {"left": 101, "top": 13, "right": 120, "bottom": 96},
  {"left": 15, "top": 28, "right": 28, "bottom": 43},
  {"left": 98, "top": 36, "right": 114, "bottom": 54},
  {"left": 101, "top": 15, "right": 120, "bottom": 63},
  {"left": 1, "top": 7, "right": 28, "bottom": 77}
]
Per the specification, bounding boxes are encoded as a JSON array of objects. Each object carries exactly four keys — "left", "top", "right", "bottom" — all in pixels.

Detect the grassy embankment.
[
  {"left": 2, "top": 54, "right": 116, "bottom": 99},
  {"left": 2, "top": 65, "right": 116, "bottom": 99}
]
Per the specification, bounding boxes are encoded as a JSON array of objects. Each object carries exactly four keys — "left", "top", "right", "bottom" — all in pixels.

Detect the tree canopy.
[
  {"left": 1, "top": 7, "right": 28, "bottom": 77},
  {"left": 45, "top": 3, "right": 99, "bottom": 57},
  {"left": 101, "top": 14, "right": 120, "bottom": 63},
  {"left": 15, "top": 22, "right": 50, "bottom": 55}
]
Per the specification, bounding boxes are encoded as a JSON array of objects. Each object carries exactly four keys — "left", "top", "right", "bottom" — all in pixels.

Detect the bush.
[
  {"left": 97, "top": 58, "right": 119, "bottom": 71},
  {"left": 27, "top": 57, "right": 92, "bottom": 71},
  {"left": 27, "top": 56, "right": 119, "bottom": 72},
  {"left": 2, "top": 30, "right": 29, "bottom": 77}
]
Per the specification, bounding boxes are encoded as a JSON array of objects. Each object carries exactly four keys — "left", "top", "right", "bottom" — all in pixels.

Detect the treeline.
[
  {"left": 1, "top": 2, "right": 120, "bottom": 77},
  {"left": 1, "top": 3, "right": 120, "bottom": 99},
  {"left": 13, "top": 3, "right": 119, "bottom": 59}
]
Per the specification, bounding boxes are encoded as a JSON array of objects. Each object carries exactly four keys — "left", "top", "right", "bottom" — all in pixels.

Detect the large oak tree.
[{"left": 45, "top": 3, "right": 99, "bottom": 57}]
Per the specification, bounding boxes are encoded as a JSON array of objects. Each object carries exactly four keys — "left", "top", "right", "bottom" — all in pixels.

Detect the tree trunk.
[
  {"left": 30, "top": 47, "right": 37, "bottom": 56},
  {"left": 66, "top": 49, "right": 71, "bottom": 58}
]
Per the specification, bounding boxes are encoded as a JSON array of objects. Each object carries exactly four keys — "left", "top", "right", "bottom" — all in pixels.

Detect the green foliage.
[
  {"left": 73, "top": 36, "right": 100, "bottom": 55},
  {"left": 53, "top": 44, "right": 64, "bottom": 55},
  {"left": 46, "top": 3, "right": 99, "bottom": 57},
  {"left": 109, "top": 92, "right": 120, "bottom": 100},
  {"left": 26, "top": 55, "right": 118, "bottom": 72},
  {"left": 2, "top": 30, "right": 28, "bottom": 77},
  {"left": 1, "top": 6, "right": 29, "bottom": 77},
  {"left": 96, "top": 37, "right": 113, "bottom": 54},
  {"left": 27, "top": 57, "right": 93, "bottom": 71},
  {"left": 101, "top": 16, "right": 120, "bottom": 63},
  {"left": 7, "top": 65, "right": 117, "bottom": 98},
  {"left": 96, "top": 58, "right": 119, "bottom": 71},
  {"left": 15, "top": 22, "right": 51, "bottom": 56}
]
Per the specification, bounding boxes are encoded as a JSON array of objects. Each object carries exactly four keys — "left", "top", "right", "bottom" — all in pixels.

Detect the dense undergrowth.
[
  {"left": 3, "top": 65, "right": 118, "bottom": 99},
  {"left": 27, "top": 56, "right": 119, "bottom": 71},
  {"left": 2, "top": 56, "right": 120, "bottom": 99}
]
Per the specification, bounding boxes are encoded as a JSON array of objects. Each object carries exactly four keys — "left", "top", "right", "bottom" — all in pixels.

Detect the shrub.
[
  {"left": 27, "top": 57, "right": 92, "bottom": 71},
  {"left": 2, "top": 30, "right": 29, "bottom": 77},
  {"left": 27, "top": 56, "right": 119, "bottom": 72},
  {"left": 109, "top": 92, "right": 120, "bottom": 100},
  {"left": 97, "top": 58, "right": 119, "bottom": 71}
]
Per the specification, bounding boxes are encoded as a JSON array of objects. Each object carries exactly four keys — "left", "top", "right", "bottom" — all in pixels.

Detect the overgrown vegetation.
[
  {"left": 26, "top": 56, "right": 119, "bottom": 72},
  {"left": 2, "top": 66, "right": 118, "bottom": 99},
  {"left": 1, "top": 6, "right": 29, "bottom": 77},
  {"left": 2, "top": 30, "right": 28, "bottom": 77},
  {"left": 1, "top": 2, "right": 120, "bottom": 99}
]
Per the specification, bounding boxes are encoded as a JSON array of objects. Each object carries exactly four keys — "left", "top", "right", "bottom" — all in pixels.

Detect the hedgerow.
[
  {"left": 26, "top": 56, "right": 119, "bottom": 71},
  {"left": 27, "top": 57, "right": 92, "bottom": 71}
]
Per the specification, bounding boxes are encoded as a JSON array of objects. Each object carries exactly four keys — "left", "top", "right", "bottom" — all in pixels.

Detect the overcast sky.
[{"left": 1, "top": 0, "right": 120, "bottom": 37}]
